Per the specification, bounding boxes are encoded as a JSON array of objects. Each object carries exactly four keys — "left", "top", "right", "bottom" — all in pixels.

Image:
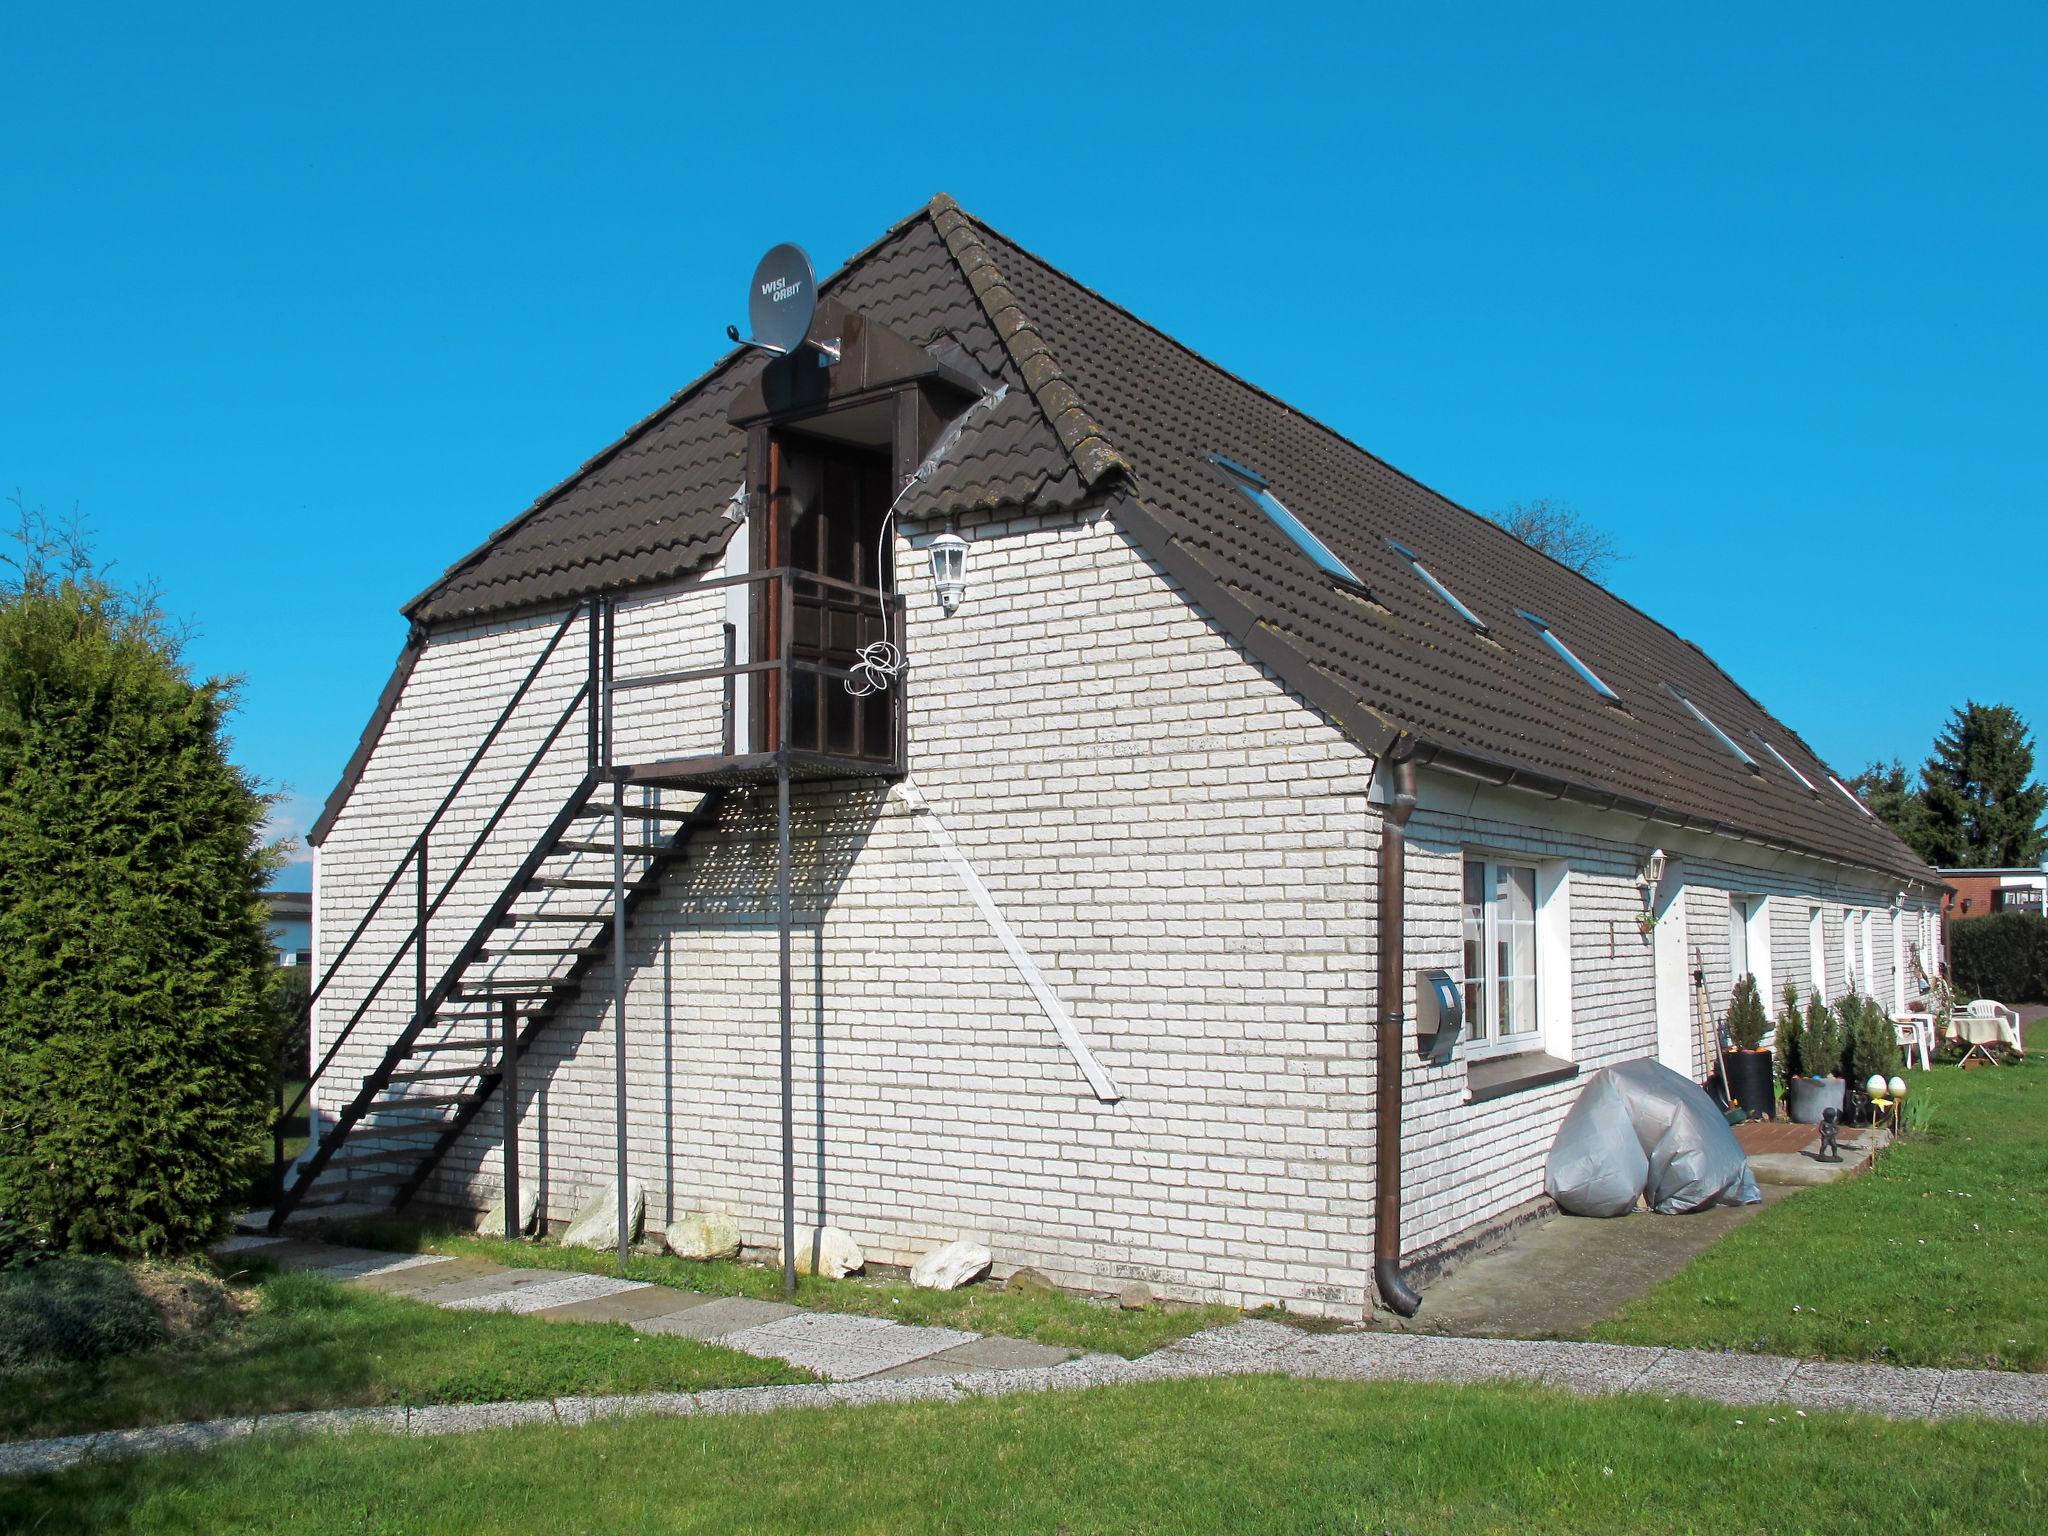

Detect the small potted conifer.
[
  {"left": 1782, "top": 989, "right": 1846, "bottom": 1124},
  {"left": 1721, "top": 974, "right": 1776, "bottom": 1119}
]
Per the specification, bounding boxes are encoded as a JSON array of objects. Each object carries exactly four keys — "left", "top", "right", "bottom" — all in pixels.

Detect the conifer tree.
[
  {"left": 0, "top": 508, "right": 277, "bottom": 1256},
  {"left": 1918, "top": 703, "right": 2048, "bottom": 868}
]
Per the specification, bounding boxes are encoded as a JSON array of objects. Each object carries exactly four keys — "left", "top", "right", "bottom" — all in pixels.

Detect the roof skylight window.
[
  {"left": 1754, "top": 734, "right": 1818, "bottom": 793},
  {"left": 1829, "top": 775, "right": 1875, "bottom": 817},
  {"left": 1515, "top": 610, "right": 1620, "bottom": 701},
  {"left": 1209, "top": 456, "right": 1369, "bottom": 593},
  {"left": 1667, "top": 686, "right": 1761, "bottom": 771},
  {"left": 1387, "top": 541, "right": 1487, "bottom": 633}
]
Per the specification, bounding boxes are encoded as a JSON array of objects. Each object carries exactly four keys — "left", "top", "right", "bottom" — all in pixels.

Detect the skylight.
[
  {"left": 1829, "top": 775, "right": 1875, "bottom": 816},
  {"left": 1754, "top": 734, "right": 1818, "bottom": 793},
  {"left": 1210, "top": 456, "right": 1369, "bottom": 592},
  {"left": 1387, "top": 541, "right": 1487, "bottom": 633},
  {"left": 1667, "top": 686, "right": 1761, "bottom": 770},
  {"left": 1515, "top": 611, "right": 1620, "bottom": 701}
]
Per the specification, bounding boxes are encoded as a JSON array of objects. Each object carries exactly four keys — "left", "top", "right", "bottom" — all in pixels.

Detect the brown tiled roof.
[
  {"left": 405, "top": 208, "right": 1086, "bottom": 625},
  {"left": 364, "top": 196, "right": 1936, "bottom": 886}
]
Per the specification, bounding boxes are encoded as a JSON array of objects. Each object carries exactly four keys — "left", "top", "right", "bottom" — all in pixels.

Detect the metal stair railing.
[{"left": 269, "top": 599, "right": 598, "bottom": 1208}]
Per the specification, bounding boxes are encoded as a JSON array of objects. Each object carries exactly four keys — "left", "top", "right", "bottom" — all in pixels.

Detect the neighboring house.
[
  {"left": 1943, "top": 864, "right": 2048, "bottom": 920},
  {"left": 287, "top": 195, "right": 1943, "bottom": 1316},
  {"left": 263, "top": 890, "right": 312, "bottom": 967}
]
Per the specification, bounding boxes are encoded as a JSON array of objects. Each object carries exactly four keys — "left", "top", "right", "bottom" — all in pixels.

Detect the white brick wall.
[{"left": 315, "top": 501, "right": 1943, "bottom": 1315}]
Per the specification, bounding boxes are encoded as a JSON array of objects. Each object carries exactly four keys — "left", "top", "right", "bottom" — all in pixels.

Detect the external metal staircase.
[
  {"left": 267, "top": 770, "right": 721, "bottom": 1229},
  {"left": 266, "top": 569, "right": 904, "bottom": 1238}
]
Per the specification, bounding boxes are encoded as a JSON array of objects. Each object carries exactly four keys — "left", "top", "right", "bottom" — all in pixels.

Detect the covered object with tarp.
[{"left": 1546, "top": 1059, "right": 1762, "bottom": 1216}]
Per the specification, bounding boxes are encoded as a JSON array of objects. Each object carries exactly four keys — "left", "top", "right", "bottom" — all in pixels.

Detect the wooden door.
[{"left": 758, "top": 435, "right": 893, "bottom": 758}]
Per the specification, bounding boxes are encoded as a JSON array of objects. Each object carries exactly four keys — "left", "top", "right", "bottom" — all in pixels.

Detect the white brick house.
[{"left": 292, "top": 196, "right": 1945, "bottom": 1317}]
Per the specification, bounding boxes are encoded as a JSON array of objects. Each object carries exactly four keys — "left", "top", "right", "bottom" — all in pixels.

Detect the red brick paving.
[{"left": 1732, "top": 1119, "right": 1820, "bottom": 1155}]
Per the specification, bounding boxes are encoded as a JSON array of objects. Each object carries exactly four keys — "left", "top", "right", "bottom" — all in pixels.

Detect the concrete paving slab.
[
  {"left": 1635, "top": 1349, "right": 1800, "bottom": 1405},
  {"left": 404, "top": 1267, "right": 551, "bottom": 1306},
  {"left": 1393, "top": 1186, "right": 1789, "bottom": 1337},
  {"left": 920, "top": 1335, "right": 1079, "bottom": 1372},
  {"left": 253, "top": 1242, "right": 396, "bottom": 1273},
  {"left": 445, "top": 1273, "right": 649, "bottom": 1316},
  {"left": 632, "top": 1295, "right": 801, "bottom": 1340},
  {"left": 211, "top": 1234, "right": 289, "bottom": 1255},
  {"left": 722, "top": 1313, "right": 978, "bottom": 1379},
  {"left": 869, "top": 1356, "right": 975, "bottom": 1380},
  {"left": 314, "top": 1253, "right": 453, "bottom": 1283},
  {"left": 529, "top": 1284, "right": 714, "bottom": 1325},
  {"left": 828, "top": 1376, "right": 965, "bottom": 1406},
  {"left": 349, "top": 1256, "right": 507, "bottom": 1297},
  {"left": 1160, "top": 1320, "right": 1308, "bottom": 1370},
  {"left": 0, "top": 1431, "right": 106, "bottom": 1477},
  {"left": 1933, "top": 1369, "right": 2048, "bottom": 1424},
  {"left": 1783, "top": 1360, "right": 1945, "bottom": 1418},
  {"left": 1281, "top": 1331, "right": 1428, "bottom": 1381}
]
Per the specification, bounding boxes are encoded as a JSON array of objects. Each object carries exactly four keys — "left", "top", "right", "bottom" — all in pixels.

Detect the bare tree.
[{"left": 1488, "top": 498, "right": 1623, "bottom": 581}]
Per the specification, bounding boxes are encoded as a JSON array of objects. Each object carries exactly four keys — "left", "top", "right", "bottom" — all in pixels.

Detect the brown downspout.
[{"left": 1374, "top": 753, "right": 1422, "bottom": 1316}]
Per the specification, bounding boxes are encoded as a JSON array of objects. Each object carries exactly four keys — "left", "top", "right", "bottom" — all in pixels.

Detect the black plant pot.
[{"left": 1721, "top": 1050, "right": 1776, "bottom": 1120}]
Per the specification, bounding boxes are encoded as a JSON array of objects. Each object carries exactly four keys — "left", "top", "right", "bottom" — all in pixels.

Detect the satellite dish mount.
[{"left": 726, "top": 242, "right": 840, "bottom": 365}]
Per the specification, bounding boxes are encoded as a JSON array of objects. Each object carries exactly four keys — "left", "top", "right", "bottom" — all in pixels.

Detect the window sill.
[{"left": 1464, "top": 1051, "right": 1580, "bottom": 1106}]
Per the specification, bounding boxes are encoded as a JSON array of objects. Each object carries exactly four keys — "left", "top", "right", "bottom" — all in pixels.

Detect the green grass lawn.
[
  {"left": 1596, "top": 1056, "right": 2046, "bottom": 1368},
  {"left": 5, "top": 1375, "right": 2041, "bottom": 1535},
  {"left": 331, "top": 1218, "right": 1238, "bottom": 1359},
  {"left": 0, "top": 1264, "right": 807, "bottom": 1442}
]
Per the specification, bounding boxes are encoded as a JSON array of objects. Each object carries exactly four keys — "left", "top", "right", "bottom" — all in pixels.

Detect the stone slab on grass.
[
  {"left": 349, "top": 1256, "right": 507, "bottom": 1298},
  {"left": 631, "top": 1295, "right": 802, "bottom": 1340},
  {"left": 722, "top": 1314, "right": 980, "bottom": 1380},
  {"left": 445, "top": 1274, "right": 651, "bottom": 1316},
  {"left": 405, "top": 1267, "right": 553, "bottom": 1306},
  {"left": 922, "top": 1335, "right": 1079, "bottom": 1372},
  {"left": 405, "top": 1401, "right": 558, "bottom": 1435},
  {"left": 311, "top": 1253, "right": 454, "bottom": 1284},
  {"left": 530, "top": 1285, "right": 716, "bottom": 1325}
]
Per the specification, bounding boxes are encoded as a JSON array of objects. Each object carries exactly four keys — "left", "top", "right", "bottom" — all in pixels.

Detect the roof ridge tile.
[{"left": 928, "top": 194, "right": 1130, "bottom": 490}]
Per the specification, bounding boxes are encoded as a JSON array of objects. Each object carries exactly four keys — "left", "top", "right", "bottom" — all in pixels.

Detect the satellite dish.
[{"left": 727, "top": 243, "right": 839, "bottom": 363}]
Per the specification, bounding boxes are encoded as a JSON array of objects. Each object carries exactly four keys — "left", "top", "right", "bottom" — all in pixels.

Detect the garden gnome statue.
[{"left": 1817, "top": 1107, "right": 1841, "bottom": 1163}]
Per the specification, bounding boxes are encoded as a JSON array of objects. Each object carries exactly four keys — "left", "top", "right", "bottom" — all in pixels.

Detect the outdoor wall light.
[
  {"left": 927, "top": 528, "right": 969, "bottom": 616},
  {"left": 1891, "top": 890, "right": 1906, "bottom": 914},
  {"left": 1634, "top": 848, "right": 1667, "bottom": 934}
]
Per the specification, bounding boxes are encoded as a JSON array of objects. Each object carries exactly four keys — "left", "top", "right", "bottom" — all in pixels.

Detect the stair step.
[
  {"left": 342, "top": 1122, "right": 452, "bottom": 1141},
  {"left": 384, "top": 1064, "right": 491, "bottom": 1084},
  {"left": 476, "top": 947, "right": 597, "bottom": 960},
  {"left": 406, "top": 1037, "right": 501, "bottom": 1054},
  {"left": 574, "top": 802, "right": 699, "bottom": 823},
  {"left": 530, "top": 876, "right": 618, "bottom": 890},
  {"left": 322, "top": 1146, "right": 434, "bottom": 1172},
  {"left": 455, "top": 979, "right": 572, "bottom": 996},
  {"left": 497, "top": 912, "right": 610, "bottom": 926},
  {"left": 549, "top": 840, "right": 672, "bottom": 857},
  {"left": 369, "top": 1091, "right": 484, "bottom": 1111}
]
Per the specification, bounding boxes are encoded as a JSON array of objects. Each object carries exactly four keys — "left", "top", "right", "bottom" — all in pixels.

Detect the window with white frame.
[
  {"left": 1859, "top": 911, "right": 1876, "bottom": 995},
  {"left": 1808, "top": 907, "right": 1826, "bottom": 999},
  {"left": 1842, "top": 910, "right": 1857, "bottom": 997},
  {"left": 1462, "top": 857, "right": 1541, "bottom": 1055},
  {"left": 1728, "top": 893, "right": 1771, "bottom": 1004},
  {"left": 1728, "top": 894, "right": 1751, "bottom": 984}
]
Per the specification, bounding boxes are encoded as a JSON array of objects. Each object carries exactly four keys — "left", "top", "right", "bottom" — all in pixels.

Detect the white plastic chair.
[{"left": 1893, "top": 1016, "right": 1933, "bottom": 1071}]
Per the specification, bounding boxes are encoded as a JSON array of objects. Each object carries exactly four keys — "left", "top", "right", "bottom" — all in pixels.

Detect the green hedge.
[
  {"left": 1949, "top": 911, "right": 2048, "bottom": 1003},
  {"left": 0, "top": 540, "right": 276, "bottom": 1258}
]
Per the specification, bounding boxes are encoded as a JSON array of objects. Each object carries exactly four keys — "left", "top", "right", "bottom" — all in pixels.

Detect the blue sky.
[{"left": 4, "top": 4, "right": 2042, "bottom": 890}]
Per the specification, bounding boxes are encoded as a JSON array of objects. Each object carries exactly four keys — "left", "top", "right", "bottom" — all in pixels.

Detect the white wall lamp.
[
  {"left": 1635, "top": 848, "right": 1667, "bottom": 936},
  {"left": 1891, "top": 890, "right": 1906, "bottom": 915},
  {"left": 928, "top": 527, "right": 969, "bottom": 616}
]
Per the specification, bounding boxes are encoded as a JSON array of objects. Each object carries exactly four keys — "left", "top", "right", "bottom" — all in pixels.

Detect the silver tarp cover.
[{"left": 1546, "top": 1058, "right": 1762, "bottom": 1216}]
